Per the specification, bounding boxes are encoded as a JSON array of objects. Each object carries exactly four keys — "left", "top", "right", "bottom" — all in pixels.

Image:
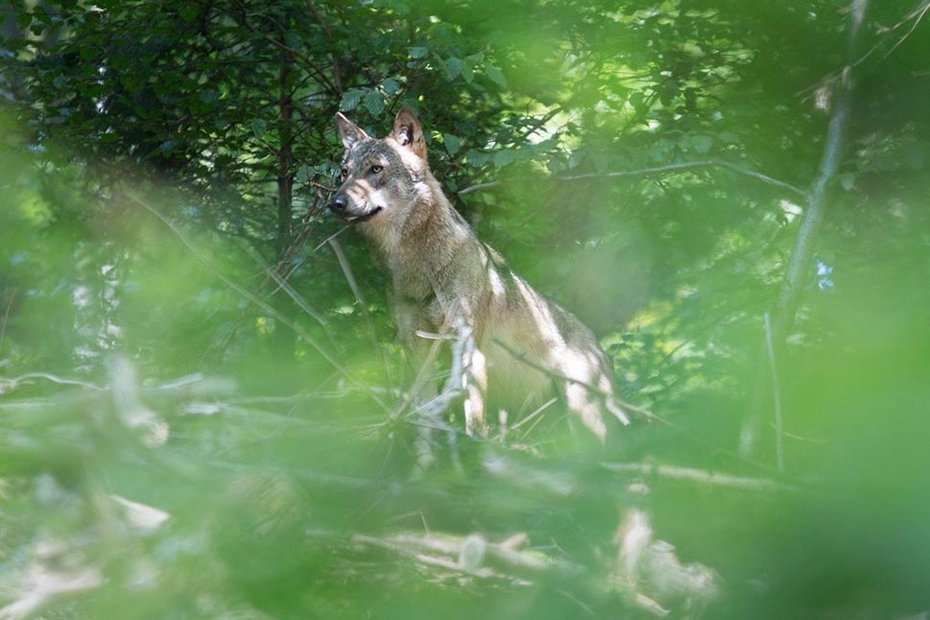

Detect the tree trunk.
[
  {"left": 276, "top": 45, "right": 294, "bottom": 263},
  {"left": 740, "top": 0, "right": 870, "bottom": 461}
]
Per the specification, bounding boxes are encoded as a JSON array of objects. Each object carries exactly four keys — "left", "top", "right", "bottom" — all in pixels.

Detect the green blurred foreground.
[{"left": 2, "top": 0, "right": 930, "bottom": 616}]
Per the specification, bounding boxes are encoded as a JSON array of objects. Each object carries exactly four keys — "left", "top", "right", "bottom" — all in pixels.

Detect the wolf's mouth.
[{"left": 346, "top": 206, "right": 383, "bottom": 224}]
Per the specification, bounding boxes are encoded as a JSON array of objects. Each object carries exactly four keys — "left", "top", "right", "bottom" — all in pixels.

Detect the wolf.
[{"left": 328, "top": 107, "right": 630, "bottom": 441}]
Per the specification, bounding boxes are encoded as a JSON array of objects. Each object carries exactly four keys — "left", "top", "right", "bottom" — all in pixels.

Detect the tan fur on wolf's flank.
[{"left": 329, "top": 108, "right": 630, "bottom": 441}]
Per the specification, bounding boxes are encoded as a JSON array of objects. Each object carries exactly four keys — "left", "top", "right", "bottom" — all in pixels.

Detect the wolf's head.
[{"left": 328, "top": 108, "right": 430, "bottom": 229}]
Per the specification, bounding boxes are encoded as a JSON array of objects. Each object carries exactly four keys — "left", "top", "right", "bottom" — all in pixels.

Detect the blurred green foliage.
[{"left": 2, "top": 0, "right": 930, "bottom": 618}]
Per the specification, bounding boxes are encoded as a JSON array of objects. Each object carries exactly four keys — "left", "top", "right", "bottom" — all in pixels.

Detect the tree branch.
[
  {"left": 772, "top": 0, "right": 869, "bottom": 340},
  {"left": 601, "top": 462, "right": 797, "bottom": 492},
  {"left": 457, "top": 160, "right": 806, "bottom": 198},
  {"left": 742, "top": 0, "right": 870, "bottom": 460},
  {"left": 125, "top": 190, "right": 391, "bottom": 413}
]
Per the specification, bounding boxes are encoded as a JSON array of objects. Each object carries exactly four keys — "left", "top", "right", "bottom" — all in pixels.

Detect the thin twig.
[
  {"left": 0, "top": 372, "right": 106, "bottom": 393},
  {"left": 763, "top": 313, "right": 784, "bottom": 472},
  {"left": 601, "top": 462, "right": 797, "bottom": 492},
  {"left": 390, "top": 337, "right": 444, "bottom": 421},
  {"left": 240, "top": 242, "right": 329, "bottom": 327},
  {"left": 126, "top": 190, "right": 390, "bottom": 412},
  {"left": 491, "top": 338, "right": 655, "bottom": 421},
  {"left": 328, "top": 237, "right": 396, "bottom": 389},
  {"left": 311, "top": 225, "right": 349, "bottom": 253},
  {"left": 882, "top": 0, "right": 930, "bottom": 59},
  {"left": 457, "top": 160, "right": 806, "bottom": 198},
  {"left": 510, "top": 397, "right": 559, "bottom": 431}
]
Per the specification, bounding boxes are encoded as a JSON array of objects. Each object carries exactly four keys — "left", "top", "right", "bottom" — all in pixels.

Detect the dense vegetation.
[{"left": 2, "top": 1, "right": 929, "bottom": 617}]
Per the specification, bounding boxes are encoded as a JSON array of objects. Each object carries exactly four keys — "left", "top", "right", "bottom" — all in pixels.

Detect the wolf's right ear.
[
  {"left": 335, "top": 112, "right": 370, "bottom": 150},
  {"left": 389, "top": 108, "right": 427, "bottom": 160}
]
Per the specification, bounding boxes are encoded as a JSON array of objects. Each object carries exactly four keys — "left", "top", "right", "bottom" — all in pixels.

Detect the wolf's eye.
[
  {"left": 339, "top": 167, "right": 349, "bottom": 180},
  {"left": 369, "top": 164, "right": 383, "bottom": 174}
]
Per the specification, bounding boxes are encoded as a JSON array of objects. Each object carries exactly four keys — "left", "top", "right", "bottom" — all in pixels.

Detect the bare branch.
[
  {"left": 0, "top": 372, "right": 105, "bottom": 394},
  {"left": 240, "top": 242, "right": 329, "bottom": 327},
  {"left": 458, "top": 160, "right": 806, "bottom": 199},
  {"left": 601, "top": 462, "right": 797, "bottom": 492},
  {"left": 126, "top": 190, "right": 391, "bottom": 413}
]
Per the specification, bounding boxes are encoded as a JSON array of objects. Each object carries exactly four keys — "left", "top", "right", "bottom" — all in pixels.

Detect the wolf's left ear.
[
  {"left": 390, "top": 108, "right": 427, "bottom": 160},
  {"left": 335, "top": 112, "right": 370, "bottom": 150}
]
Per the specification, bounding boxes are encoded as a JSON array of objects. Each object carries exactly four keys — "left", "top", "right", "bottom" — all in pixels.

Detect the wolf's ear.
[
  {"left": 390, "top": 108, "right": 427, "bottom": 160},
  {"left": 335, "top": 112, "right": 369, "bottom": 150}
]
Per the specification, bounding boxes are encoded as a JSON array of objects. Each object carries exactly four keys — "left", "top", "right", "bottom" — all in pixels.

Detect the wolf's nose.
[{"left": 328, "top": 194, "right": 347, "bottom": 212}]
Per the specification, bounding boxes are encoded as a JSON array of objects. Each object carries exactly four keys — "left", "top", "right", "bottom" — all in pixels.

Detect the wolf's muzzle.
[
  {"left": 327, "top": 193, "right": 348, "bottom": 214},
  {"left": 327, "top": 192, "right": 382, "bottom": 223}
]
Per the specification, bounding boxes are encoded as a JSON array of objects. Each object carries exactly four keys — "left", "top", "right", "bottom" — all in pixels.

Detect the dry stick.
[
  {"left": 0, "top": 372, "right": 106, "bottom": 392},
  {"left": 126, "top": 190, "right": 391, "bottom": 413},
  {"left": 601, "top": 462, "right": 797, "bottom": 493},
  {"left": 350, "top": 531, "right": 673, "bottom": 618}
]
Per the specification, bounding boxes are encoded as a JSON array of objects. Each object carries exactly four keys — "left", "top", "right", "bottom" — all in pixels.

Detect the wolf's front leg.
[
  {"left": 445, "top": 316, "right": 488, "bottom": 438},
  {"left": 463, "top": 346, "right": 488, "bottom": 437}
]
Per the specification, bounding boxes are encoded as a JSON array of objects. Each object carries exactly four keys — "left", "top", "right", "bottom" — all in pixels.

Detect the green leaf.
[
  {"left": 284, "top": 31, "right": 303, "bottom": 50},
  {"left": 443, "top": 133, "right": 462, "bottom": 156},
  {"left": 251, "top": 119, "right": 266, "bottom": 139},
  {"left": 340, "top": 88, "right": 367, "bottom": 112},
  {"left": 465, "top": 149, "right": 491, "bottom": 167},
  {"left": 493, "top": 149, "right": 516, "bottom": 168},
  {"left": 363, "top": 90, "right": 385, "bottom": 117},
  {"left": 179, "top": 4, "right": 199, "bottom": 22},
  {"left": 690, "top": 135, "right": 713, "bottom": 154},
  {"left": 409, "top": 46, "right": 428, "bottom": 59},
  {"left": 485, "top": 65, "right": 508, "bottom": 88},
  {"left": 381, "top": 77, "right": 401, "bottom": 95},
  {"left": 443, "top": 57, "right": 465, "bottom": 81}
]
